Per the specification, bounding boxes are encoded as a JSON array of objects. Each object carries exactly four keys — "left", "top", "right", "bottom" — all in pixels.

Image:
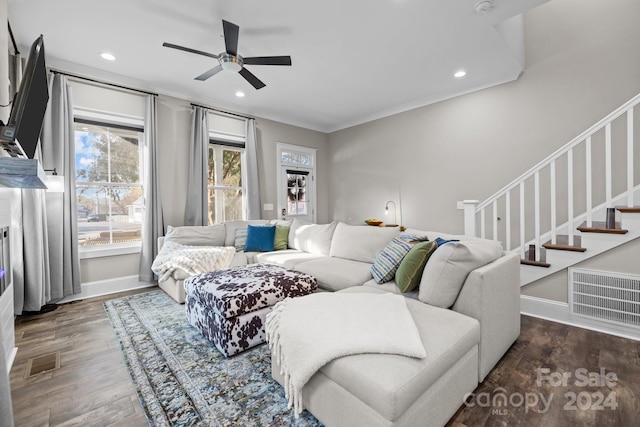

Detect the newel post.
[{"left": 462, "top": 200, "right": 479, "bottom": 238}]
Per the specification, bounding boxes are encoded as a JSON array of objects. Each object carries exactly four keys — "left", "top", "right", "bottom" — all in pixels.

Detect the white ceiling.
[{"left": 8, "top": 0, "right": 549, "bottom": 133}]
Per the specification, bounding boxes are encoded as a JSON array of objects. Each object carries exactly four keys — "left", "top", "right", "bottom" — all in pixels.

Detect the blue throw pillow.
[
  {"left": 244, "top": 225, "right": 276, "bottom": 252},
  {"left": 435, "top": 237, "right": 460, "bottom": 247}
]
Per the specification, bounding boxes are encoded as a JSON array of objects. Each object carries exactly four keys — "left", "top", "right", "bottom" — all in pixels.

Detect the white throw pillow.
[
  {"left": 418, "top": 239, "right": 503, "bottom": 308},
  {"left": 164, "top": 224, "right": 226, "bottom": 247},
  {"left": 329, "top": 222, "right": 400, "bottom": 264},
  {"left": 288, "top": 219, "right": 337, "bottom": 255}
]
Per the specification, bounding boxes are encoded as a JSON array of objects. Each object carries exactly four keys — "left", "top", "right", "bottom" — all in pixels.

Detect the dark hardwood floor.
[
  {"left": 10, "top": 289, "right": 150, "bottom": 427},
  {"left": 9, "top": 289, "right": 640, "bottom": 426}
]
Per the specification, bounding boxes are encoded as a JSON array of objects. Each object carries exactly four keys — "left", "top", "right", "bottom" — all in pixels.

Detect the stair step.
[
  {"left": 520, "top": 259, "right": 551, "bottom": 268},
  {"left": 576, "top": 221, "right": 628, "bottom": 234},
  {"left": 616, "top": 206, "right": 640, "bottom": 213},
  {"left": 542, "top": 235, "right": 586, "bottom": 252},
  {"left": 520, "top": 247, "right": 551, "bottom": 268}
]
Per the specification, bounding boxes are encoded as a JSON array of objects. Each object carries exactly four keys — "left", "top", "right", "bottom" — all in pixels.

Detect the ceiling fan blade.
[
  {"left": 243, "top": 56, "right": 292, "bottom": 66},
  {"left": 222, "top": 20, "right": 239, "bottom": 56},
  {"left": 195, "top": 65, "right": 223, "bottom": 81},
  {"left": 239, "top": 67, "right": 266, "bottom": 90},
  {"left": 163, "top": 42, "right": 219, "bottom": 60}
]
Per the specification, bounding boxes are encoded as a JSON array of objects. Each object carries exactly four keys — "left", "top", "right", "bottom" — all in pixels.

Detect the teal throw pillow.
[{"left": 245, "top": 225, "right": 276, "bottom": 252}]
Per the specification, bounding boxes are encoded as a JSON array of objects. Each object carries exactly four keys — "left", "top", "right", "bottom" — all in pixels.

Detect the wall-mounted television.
[{"left": 0, "top": 35, "right": 49, "bottom": 159}]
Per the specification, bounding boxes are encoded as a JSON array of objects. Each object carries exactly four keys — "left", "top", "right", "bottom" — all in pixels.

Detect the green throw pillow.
[
  {"left": 274, "top": 226, "right": 290, "bottom": 251},
  {"left": 395, "top": 241, "right": 438, "bottom": 293}
]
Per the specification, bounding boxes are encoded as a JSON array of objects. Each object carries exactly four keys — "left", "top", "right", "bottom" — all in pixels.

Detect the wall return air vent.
[{"left": 569, "top": 268, "right": 640, "bottom": 330}]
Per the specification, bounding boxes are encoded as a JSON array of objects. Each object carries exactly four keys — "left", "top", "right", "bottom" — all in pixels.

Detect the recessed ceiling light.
[
  {"left": 235, "top": 91, "right": 245, "bottom": 98},
  {"left": 100, "top": 52, "right": 116, "bottom": 61},
  {"left": 454, "top": 70, "right": 467, "bottom": 78}
]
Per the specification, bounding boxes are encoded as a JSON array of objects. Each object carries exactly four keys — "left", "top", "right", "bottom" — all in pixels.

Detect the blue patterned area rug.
[{"left": 104, "top": 290, "right": 322, "bottom": 427}]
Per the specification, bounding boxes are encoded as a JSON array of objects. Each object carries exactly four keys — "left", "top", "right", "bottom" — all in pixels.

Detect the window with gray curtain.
[
  {"left": 208, "top": 141, "right": 245, "bottom": 224},
  {"left": 73, "top": 116, "right": 144, "bottom": 248}
]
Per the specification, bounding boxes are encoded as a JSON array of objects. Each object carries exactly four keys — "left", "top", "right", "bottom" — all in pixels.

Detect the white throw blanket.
[
  {"left": 151, "top": 241, "right": 235, "bottom": 282},
  {"left": 265, "top": 292, "right": 426, "bottom": 418}
]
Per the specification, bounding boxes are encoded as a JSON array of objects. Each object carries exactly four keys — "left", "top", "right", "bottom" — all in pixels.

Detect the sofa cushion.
[
  {"left": 273, "top": 226, "right": 290, "bottom": 251},
  {"left": 293, "top": 257, "right": 373, "bottom": 291},
  {"left": 419, "top": 239, "right": 503, "bottom": 308},
  {"left": 318, "top": 286, "right": 480, "bottom": 421},
  {"left": 404, "top": 228, "right": 480, "bottom": 243},
  {"left": 244, "top": 225, "right": 276, "bottom": 252},
  {"left": 256, "top": 250, "right": 327, "bottom": 270},
  {"left": 370, "top": 234, "right": 425, "bottom": 284},
  {"left": 362, "top": 279, "right": 419, "bottom": 300},
  {"left": 270, "top": 219, "right": 293, "bottom": 227},
  {"left": 329, "top": 222, "right": 399, "bottom": 264},
  {"left": 288, "top": 219, "right": 337, "bottom": 255},
  {"left": 395, "top": 241, "right": 438, "bottom": 293},
  {"left": 224, "top": 220, "right": 269, "bottom": 246},
  {"left": 230, "top": 251, "right": 249, "bottom": 267},
  {"left": 164, "top": 224, "right": 226, "bottom": 247}
]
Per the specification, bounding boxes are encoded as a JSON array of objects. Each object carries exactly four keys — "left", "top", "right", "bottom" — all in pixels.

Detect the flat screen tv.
[{"left": 0, "top": 35, "right": 49, "bottom": 159}]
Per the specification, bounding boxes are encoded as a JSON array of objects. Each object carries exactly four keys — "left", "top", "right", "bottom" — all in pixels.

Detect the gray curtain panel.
[
  {"left": 8, "top": 53, "right": 51, "bottom": 314},
  {"left": 41, "top": 73, "right": 81, "bottom": 300},
  {"left": 244, "top": 118, "right": 261, "bottom": 220},
  {"left": 184, "top": 106, "right": 210, "bottom": 226},
  {"left": 139, "top": 96, "right": 164, "bottom": 282}
]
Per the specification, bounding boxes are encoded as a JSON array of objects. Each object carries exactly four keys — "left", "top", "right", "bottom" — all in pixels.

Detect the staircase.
[{"left": 462, "top": 93, "right": 640, "bottom": 287}]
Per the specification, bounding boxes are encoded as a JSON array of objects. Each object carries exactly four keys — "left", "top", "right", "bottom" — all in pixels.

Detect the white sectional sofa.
[{"left": 155, "top": 218, "right": 520, "bottom": 427}]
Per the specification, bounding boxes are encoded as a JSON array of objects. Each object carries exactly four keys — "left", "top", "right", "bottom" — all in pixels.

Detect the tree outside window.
[
  {"left": 208, "top": 144, "right": 245, "bottom": 224},
  {"left": 75, "top": 121, "right": 143, "bottom": 247}
]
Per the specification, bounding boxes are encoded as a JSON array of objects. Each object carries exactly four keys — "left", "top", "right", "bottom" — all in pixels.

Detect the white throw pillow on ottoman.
[{"left": 419, "top": 239, "right": 503, "bottom": 308}]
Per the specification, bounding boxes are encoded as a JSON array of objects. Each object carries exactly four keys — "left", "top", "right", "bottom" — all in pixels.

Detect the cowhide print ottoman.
[{"left": 184, "top": 263, "right": 317, "bottom": 357}]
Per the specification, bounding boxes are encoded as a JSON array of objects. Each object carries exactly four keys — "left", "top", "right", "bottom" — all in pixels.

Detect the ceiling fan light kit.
[
  {"left": 219, "top": 53, "right": 243, "bottom": 72},
  {"left": 163, "top": 19, "right": 292, "bottom": 90}
]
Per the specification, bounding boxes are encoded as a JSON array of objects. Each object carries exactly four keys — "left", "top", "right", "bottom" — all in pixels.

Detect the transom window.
[
  {"left": 281, "top": 150, "right": 312, "bottom": 167},
  {"left": 74, "top": 118, "right": 144, "bottom": 248}
]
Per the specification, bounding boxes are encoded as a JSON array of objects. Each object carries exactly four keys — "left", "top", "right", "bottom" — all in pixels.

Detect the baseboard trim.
[
  {"left": 521, "top": 295, "right": 640, "bottom": 341},
  {"left": 58, "top": 275, "right": 155, "bottom": 303}
]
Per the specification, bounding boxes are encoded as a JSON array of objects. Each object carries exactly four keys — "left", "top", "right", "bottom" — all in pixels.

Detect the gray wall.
[
  {"left": 255, "top": 118, "right": 330, "bottom": 223},
  {"left": 327, "top": 0, "right": 640, "bottom": 301}
]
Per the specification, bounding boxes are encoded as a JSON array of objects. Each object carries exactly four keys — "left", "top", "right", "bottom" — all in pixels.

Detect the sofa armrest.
[{"left": 452, "top": 251, "right": 520, "bottom": 381}]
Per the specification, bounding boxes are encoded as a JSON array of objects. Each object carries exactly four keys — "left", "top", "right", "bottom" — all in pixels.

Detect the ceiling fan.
[{"left": 163, "top": 20, "right": 292, "bottom": 90}]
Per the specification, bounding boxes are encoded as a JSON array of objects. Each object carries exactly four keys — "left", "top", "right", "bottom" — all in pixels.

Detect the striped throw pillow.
[
  {"left": 234, "top": 227, "right": 248, "bottom": 251},
  {"left": 370, "top": 234, "right": 425, "bottom": 283}
]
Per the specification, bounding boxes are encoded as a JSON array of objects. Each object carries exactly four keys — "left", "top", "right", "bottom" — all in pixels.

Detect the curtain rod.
[
  {"left": 50, "top": 69, "right": 158, "bottom": 97},
  {"left": 8, "top": 22, "right": 19, "bottom": 55},
  {"left": 190, "top": 103, "right": 253, "bottom": 121}
]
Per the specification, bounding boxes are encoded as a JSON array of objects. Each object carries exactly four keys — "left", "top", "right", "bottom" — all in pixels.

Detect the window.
[
  {"left": 286, "top": 170, "right": 309, "bottom": 216},
  {"left": 208, "top": 143, "right": 245, "bottom": 224},
  {"left": 74, "top": 118, "right": 144, "bottom": 248}
]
